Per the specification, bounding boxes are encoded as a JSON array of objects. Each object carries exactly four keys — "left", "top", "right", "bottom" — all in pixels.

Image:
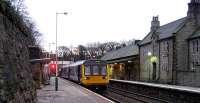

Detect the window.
[
  {"left": 192, "top": 40, "right": 199, "bottom": 52},
  {"left": 85, "top": 66, "right": 91, "bottom": 75},
  {"left": 164, "top": 42, "right": 166, "bottom": 51},
  {"left": 166, "top": 42, "right": 169, "bottom": 52},
  {"left": 193, "top": 41, "right": 195, "bottom": 53},
  {"left": 92, "top": 65, "right": 99, "bottom": 75},
  {"left": 70, "top": 68, "right": 74, "bottom": 75},
  {"left": 198, "top": 59, "right": 200, "bottom": 66},
  {"left": 101, "top": 66, "right": 107, "bottom": 76},
  {"left": 197, "top": 40, "right": 199, "bottom": 52},
  {"left": 192, "top": 62, "right": 196, "bottom": 70},
  {"left": 196, "top": 62, "right": 199, "bottom": 65}
]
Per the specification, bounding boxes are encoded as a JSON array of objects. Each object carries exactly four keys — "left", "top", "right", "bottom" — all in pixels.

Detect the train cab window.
[
  {"left": 101, "top": 66, "right": 107, "bottom": 76},
  {"left": 85, "top": 66, "right": 91, "bottom": 75},
  {"left": 93, "top": 65, "right": 99, "bottom": 75}
]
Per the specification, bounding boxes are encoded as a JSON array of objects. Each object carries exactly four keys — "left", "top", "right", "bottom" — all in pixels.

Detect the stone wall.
[
  {"left": 139, "top": 43, "right": 152, "bottom": 81},
  {"left": 159, "top": 39, "right": 173, "bottom": 84},
  {"left": 175, "top": 18, "right": 199, "bottom": 86},
  {"left": 0, "top": 10, "right": 36, "bottom": 103},
  {"left": 139, "top": 37, "right": 174, "bottom": 84},
  {"left": 177, "top": 38, "right": 200, "bottom": 87}
]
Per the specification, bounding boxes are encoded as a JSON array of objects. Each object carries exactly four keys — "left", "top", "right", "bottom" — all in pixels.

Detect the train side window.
[
  {"left": 101, "top": 66, "right": 107, "bottom": 76},
  {"left": 93, "top": 65, "right": 99, "bottom": 75},
  {"left": 85, "top": 65, "right": 91, "bottom": 75}
]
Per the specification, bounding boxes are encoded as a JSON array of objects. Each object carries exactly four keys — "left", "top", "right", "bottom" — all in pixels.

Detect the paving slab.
[{"left": 37, "top": 77, "right": 114, "bottom": 103}]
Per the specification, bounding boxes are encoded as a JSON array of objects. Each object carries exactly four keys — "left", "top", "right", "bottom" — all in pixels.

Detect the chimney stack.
[
  {"left": 151, "top": 16, "right": 160, "bottom": 31},
  {"left": 187, "top": 0, "right": 200, "bottom": 25}
]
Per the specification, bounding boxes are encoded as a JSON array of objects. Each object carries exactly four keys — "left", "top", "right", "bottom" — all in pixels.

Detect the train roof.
[
  {"left": 62, "top": 59, "right": 107, "bottom": 68},
  {"left": 70, "top": 60, "right": 86, "bottom": 66}
]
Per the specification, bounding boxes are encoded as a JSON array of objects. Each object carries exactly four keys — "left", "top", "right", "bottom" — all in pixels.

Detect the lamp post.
[
  {"left": 48, "top": 42, "right": 55, "bottom": 58},
  {"left": 55, "top": 12, "right": 67, "bottom": 91}
]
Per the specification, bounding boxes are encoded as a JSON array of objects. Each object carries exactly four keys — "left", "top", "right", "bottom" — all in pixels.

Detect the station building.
[
  {"left": 139, "top": 0, "right": 200, "bottom": 87},
  {"left": 101, "top": 44, "right": 139, "bottom": 81}
]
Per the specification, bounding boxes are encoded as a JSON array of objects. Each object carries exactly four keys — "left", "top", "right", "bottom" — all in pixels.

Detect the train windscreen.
[
  {"left": 101, "top": 65, "right": 107, "bottom": 76},
  {"left": 85, "top": 65, "right": 91, "bottom": 75},
  {"left": 93, "top": 65, "right": 99, "bottom": 75},
  {"left": 84, "top": 61, "right": 107, "bottom": 76},
  {"left": 89, "top": 65, "right": 107, "bottom": 76}
]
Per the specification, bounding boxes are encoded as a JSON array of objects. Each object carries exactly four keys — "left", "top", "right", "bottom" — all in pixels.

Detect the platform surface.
[{"left": 37, "top": 77, "right": 114, "bottom": 103}]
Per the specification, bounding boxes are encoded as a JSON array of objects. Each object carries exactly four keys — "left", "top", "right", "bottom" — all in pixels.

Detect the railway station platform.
[{"left": 37, "top": 77, "right": 114, "bottom": 103}]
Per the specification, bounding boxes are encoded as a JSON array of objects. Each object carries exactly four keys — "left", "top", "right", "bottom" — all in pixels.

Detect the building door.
[{"left": 152, "top": 62, "right": 157, "bottom": 80}]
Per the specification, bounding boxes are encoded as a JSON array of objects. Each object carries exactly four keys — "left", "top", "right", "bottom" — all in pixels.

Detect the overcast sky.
[{"left": 25, "top": 0, "right": 190, "bottom": 51}]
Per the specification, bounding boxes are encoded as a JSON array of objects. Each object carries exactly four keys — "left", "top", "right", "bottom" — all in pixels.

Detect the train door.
[
  {"left": 66, "top": 68, "right": 69, "bottom": 79},
  {"left": 68, "top": 67, "right": 71, "bottom": 79},
  {"left": 77, "top": 65, "right": 81, "bottom": 82}
]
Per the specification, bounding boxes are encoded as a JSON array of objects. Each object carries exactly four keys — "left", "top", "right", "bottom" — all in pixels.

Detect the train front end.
[{"left": 81, "top": 60, "right": 109, "bottom": 89}]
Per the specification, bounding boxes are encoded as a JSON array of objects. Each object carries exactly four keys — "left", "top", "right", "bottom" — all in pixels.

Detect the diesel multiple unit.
[{"left": 60, "top": 60, "right": 109, "bottom": 89}]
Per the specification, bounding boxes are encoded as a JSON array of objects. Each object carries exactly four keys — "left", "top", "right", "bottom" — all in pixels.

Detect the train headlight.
[
  {"left": 85, "top": 77, "right": 90, "bottom": 80},
  {"left": 102, "top": 76, "right": 107, "bottom": 79}
]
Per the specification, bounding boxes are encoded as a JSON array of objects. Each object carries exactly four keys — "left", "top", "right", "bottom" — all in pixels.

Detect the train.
[{"left": 60, "top": 59, "right": 109, "bottom": 89}]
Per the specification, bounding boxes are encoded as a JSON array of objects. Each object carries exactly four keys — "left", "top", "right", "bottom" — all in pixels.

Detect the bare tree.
[
  {"left": 58, "top": 46, "right": 70, "bottom": 53},
  {"left": 5, "top": 0, "right": 42, "bottom": 46},
  {"left": 123, "top": 39, "right": 136, "bottom": 46},
  {"left": 106, "top": 42, "right": 120, "bottom": 51},
  {"left": 77, "top": 45, "right": 87, "bottom": 60},
  {"left": 86, "top": 42, "right": 100, "bottom": 59},
  {"left": 58, "top": 46, "right": 71, "bottom": 60},
  {"left": 98, "top": 43, "right": 108, "bottom": 56}
]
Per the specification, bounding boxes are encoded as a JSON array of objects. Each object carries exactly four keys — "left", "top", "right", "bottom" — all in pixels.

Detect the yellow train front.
[{"left": 60, "top": 60, "right": 109, "bottom": 89}]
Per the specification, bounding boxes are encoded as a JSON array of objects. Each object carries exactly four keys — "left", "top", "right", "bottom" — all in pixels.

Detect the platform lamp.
[{"left": 55, "top": 12, "right": 67, "bottom": 91}]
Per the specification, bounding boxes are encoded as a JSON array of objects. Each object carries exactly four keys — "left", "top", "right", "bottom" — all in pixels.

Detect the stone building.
[{"left": 139, "top": 0, "right": 200, "bottom": 87}]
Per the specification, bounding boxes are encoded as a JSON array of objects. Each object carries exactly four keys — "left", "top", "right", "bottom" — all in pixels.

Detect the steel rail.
[{"left": 107, "top": 86, "right": 171, "bottom": 103}]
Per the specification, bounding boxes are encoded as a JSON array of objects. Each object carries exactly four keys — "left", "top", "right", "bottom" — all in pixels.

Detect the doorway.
[{"left": 152, "top": 62, "right": 157, "bottom": 80}]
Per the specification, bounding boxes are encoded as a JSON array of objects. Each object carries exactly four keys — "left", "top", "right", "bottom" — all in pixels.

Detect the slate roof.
[
  {"left": 139, "top": 17, "right": 187, "bottom": 45},
  {"left": 101, "top": 45, "right": 139, "bottom": 61},
  {"left": 138, "top": 31, "right": 153, "bottom": 45}
]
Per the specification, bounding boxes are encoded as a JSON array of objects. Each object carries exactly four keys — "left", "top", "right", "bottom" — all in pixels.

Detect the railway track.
[
  {"left": 62, "top": 78, "right": 169, "bottom": 103},
  {"left": 100, "top": 86, "right": 171, "bottom": 103}
]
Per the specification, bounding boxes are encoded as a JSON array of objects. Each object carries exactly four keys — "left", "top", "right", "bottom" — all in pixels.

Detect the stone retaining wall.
[{"left": 0, "top": 5, "right": 36, "bottom": 103}]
